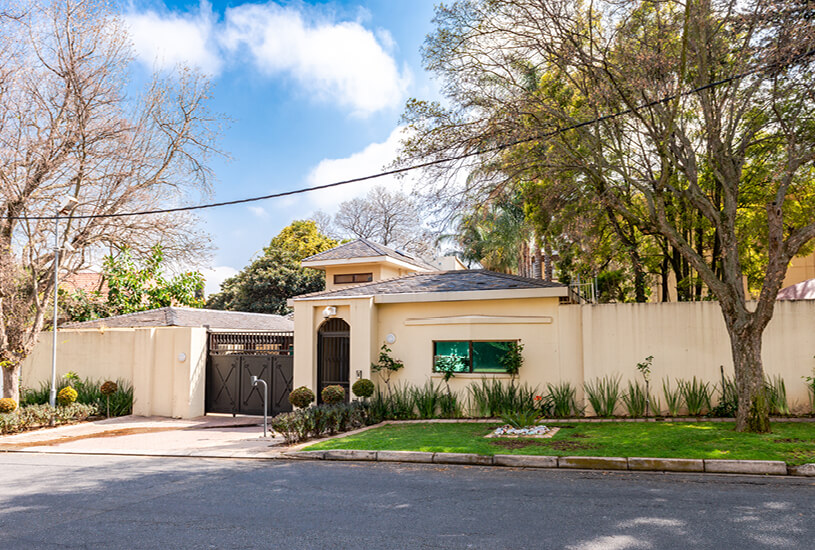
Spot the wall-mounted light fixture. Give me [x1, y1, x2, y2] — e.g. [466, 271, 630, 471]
[385, 333, 396, 345]
[177, 352, 187, 363]
[323, 306, 337, 318]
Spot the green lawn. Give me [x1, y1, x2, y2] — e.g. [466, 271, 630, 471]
[303, 421, 815, 465]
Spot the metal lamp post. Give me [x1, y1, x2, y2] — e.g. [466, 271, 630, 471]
[49, 196, 78, 408]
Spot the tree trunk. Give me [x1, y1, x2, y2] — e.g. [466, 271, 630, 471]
[543, 238, 553, 282]
[2, 364, 19, 402]
[533, 242, 542, 279]
[725, 316, 770, 433]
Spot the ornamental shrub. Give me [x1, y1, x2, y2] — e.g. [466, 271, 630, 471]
[100, 381, 118, 396]
[57, 386, 78, 406]
[289, 386, 315, 409]
[321, 385, 345, 405]
[351, 378, 375, 399]
[0, 398, 17, 413]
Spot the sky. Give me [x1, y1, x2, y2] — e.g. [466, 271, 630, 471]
[122, 0, 442, 294]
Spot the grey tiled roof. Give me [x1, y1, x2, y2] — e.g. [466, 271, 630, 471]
[301, 238, 436, 270]
[294, 269, 565, 300]
[63, 307, 294, 331]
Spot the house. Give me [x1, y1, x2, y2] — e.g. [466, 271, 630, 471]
[290, 239, 570, 399]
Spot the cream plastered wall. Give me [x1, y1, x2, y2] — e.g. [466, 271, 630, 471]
[783, 251, 815, 288]
[292, 296, 564, 399]
[295, 296, 815, 414]
[323, 263, 418, 291]
[576, 300, 815, 414]
[21, 327, 207, 418]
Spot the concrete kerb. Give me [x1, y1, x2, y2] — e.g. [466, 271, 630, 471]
[282, 450, 814, 476]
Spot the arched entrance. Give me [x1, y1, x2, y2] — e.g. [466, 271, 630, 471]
[317, 318, 350, 403]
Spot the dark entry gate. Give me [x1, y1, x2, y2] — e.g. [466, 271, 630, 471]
[206, 332, 294, 416]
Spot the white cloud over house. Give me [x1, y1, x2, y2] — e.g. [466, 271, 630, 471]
[124, 1, 410, 115]
[305, 126, 415, 211]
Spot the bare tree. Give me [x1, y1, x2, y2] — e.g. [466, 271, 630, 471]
[332, 186, 436, 257]
[401, 0, 815, 431]
[0, 0, 221, 401]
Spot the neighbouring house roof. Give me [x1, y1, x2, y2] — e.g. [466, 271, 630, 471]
[292, 269, 566, 301]
[777, 278, 815, 300]
[63, 307, 294, 331]
[61, 271, 108, 296]
[301, 238, 437, 271]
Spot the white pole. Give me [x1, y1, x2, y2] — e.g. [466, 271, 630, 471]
[49, 214, 59, 408]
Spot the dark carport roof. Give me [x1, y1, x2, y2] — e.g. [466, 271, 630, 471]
[293, 269, 566, 300]
[63, 307, 294, 331]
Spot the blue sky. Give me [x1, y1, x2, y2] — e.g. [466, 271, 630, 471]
[123, 0, 440, 293]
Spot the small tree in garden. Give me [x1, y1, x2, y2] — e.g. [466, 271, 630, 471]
[352, 379, 375, 400]
[371, 345, 404, 396]
[499, 341, 524, 384]
[636, 356, 654, 417]
[289, 386, 315, 409]
[433, 355, 463, 396]
[100, 381, 118, 418]
[321, 385, 346, 405]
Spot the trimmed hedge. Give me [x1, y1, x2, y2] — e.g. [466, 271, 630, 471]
[271, 402, 368, 445]
[0, 403, 96, 435]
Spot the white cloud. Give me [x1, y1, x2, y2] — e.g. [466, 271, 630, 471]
[124, 2, 408, 115]
[305, 126, 415, 211]
[125, 3, 221, 74]
[201, 265, 239, 296]
[247, 205, 268, 218]
[221, 3, 410, 115]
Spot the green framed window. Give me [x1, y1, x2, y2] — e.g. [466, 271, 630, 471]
[432, 341, 516, 373]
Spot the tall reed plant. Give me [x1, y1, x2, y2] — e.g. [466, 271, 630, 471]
[679, 377, 711, 416]
[583, 375, 621, 417]
[546, 381, 579, 418]
[466, 378, 538, 417]
[765, 375, 790, 416]
[412, 380, 442, 419]
[662, 379, 682, 417]
[622, 380, 648, 418]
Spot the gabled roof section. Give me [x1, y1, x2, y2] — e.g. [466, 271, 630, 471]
[63, 307, 294, 331]
[293, 269, 566, 300]
[301, 238, 436, 270]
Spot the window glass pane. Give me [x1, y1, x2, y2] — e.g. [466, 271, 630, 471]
[472, 341, 511, 372]
[433, 341, 470, 372]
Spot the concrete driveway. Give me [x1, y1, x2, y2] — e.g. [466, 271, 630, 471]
[0, 414, 286, 459]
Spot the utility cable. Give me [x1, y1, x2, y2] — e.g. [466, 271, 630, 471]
[7, 47, 814, 221]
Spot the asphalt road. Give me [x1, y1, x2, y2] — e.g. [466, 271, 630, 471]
[0, 454, 813, 549]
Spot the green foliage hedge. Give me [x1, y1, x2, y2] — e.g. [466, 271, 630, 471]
[271, 402, 368, 444]
[0, 403, 96, 435]
[21, 377, 133, 417]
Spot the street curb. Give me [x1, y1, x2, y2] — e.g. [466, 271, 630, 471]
[283, 450, 815, 476]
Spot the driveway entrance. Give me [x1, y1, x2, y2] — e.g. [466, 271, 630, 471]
[206, 332, 294, 416]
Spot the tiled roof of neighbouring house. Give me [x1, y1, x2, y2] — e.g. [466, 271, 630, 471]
[62, 307, 294, 331]
[293, 269, 566, 300]
[301, 238, 437, 270]
[61, 271, 109, 296]
[777, 278, 815, 300]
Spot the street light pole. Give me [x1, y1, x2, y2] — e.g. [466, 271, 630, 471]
[49, 213, 60, 408]
[49, 197, 77, 408]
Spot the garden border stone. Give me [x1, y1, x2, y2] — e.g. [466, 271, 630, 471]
[493, 454, 557, 468]
[558, 456, 628, 470]
[788, 463, 815, 476]
[377, 450, 435, 463]
[703, 459, 787, 475]
[628, 457, 704, 472]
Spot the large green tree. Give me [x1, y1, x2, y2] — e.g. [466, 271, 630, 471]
[401, 0, 815, 432]
[207, 221, 337, 315]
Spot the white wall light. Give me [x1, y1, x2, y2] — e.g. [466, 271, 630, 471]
[177, 352, 187, 363]
[323, 306, 337, 318]
[385, 333, 396, 345]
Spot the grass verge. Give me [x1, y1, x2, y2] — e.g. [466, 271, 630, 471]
[303, 421, 815, 465]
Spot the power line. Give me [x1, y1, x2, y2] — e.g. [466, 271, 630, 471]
[8, 48, 814, 221]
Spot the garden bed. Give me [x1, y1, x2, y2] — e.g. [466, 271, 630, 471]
[303, 421, 815, 465]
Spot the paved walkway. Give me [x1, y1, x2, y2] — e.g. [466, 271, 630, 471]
[0, 414, 288, 459]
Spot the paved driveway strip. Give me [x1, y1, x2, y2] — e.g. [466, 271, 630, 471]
[0, 414, 285, 458]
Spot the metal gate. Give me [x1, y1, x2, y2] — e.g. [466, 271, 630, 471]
[206, 332, 294, 416]
[317, 318, 350, 403]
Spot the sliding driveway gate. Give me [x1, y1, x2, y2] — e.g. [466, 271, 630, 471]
[205, 332, 294, 416]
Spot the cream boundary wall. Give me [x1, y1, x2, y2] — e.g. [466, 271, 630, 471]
[22, 327, 207, 418]
[294, 297, 815, 413]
